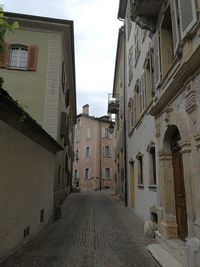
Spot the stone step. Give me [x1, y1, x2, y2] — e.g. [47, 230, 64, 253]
[148, 244, 184, 267]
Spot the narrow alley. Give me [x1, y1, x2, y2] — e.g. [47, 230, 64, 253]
[0, 191, 159, 267]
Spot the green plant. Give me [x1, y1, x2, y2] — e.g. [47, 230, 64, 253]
[0, 5, 19, 89]
[0, 5, 19, 52]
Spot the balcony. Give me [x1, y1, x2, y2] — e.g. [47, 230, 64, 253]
[130, 0, 163, 32]
[108, 94, 119, 114]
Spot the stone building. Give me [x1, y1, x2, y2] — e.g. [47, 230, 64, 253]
[117, 0, 200, 265]
[73, 105, 116, 192]
[0, 89, 62, 259]
[108, 27, 126, 202]
[0, 12, 76, 208]
[114, 1, 158, 222]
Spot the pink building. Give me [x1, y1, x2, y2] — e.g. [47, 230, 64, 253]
[73, 104, 116, 192]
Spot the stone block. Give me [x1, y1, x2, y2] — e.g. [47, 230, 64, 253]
[144, 220, 158, 238]
[185, 237, 200, 267]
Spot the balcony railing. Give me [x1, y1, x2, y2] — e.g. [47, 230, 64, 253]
[108, 94, 119, 114]
[130, 0, 163, 32]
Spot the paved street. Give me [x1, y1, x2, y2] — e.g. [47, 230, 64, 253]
[1, 191, 159, 267]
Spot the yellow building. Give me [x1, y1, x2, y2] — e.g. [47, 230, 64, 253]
[0, 12, 76, 208]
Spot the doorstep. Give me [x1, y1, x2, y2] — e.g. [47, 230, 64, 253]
[148, 231, 186, 267]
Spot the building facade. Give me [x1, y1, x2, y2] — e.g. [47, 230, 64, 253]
[116, 0, 200, 265]
[0, 12, 76, 208]
[73, 105, 116, 192]
[113, 1, 157, 222]
[108, 27, 126, 201]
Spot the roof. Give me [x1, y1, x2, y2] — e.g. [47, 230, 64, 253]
[4, 11, 77, 124]
[77, 113, 112, 124]
[0, 89, 63, 154]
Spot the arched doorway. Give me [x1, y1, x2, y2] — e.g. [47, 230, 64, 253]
[171, 128, 188, 240]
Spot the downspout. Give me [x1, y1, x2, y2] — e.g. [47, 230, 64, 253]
[118, 19, 128, 207]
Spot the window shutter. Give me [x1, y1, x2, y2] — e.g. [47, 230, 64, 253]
[170, 0, 180, 55]
[102, 127, 105, 138]
[102, 146, 105, 157]
[109, 147, 112, 158]
[102, 168, 105, 179]
[60, 112, 67, 137]
[110, 168, 112, 179]
[89, 168, 91, 179]
[89, 146, 92, 157]
[178, 0, 197, 39]
[87, 128, 91, 139]
[0, 42, 9, 68]
[153, 32, 161, 89]
[27, 45, 38, 71]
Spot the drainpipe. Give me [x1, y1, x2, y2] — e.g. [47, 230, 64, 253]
[122, 25, 128, 207]
[99, 121, 102, 191]
[117, 21, 128, 207]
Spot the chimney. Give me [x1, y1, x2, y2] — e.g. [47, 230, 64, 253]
[82, 104, 89, 115]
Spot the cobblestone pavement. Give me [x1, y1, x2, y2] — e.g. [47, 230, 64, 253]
[1, 191, 160, 267]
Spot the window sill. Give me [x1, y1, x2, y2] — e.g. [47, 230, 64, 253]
[148, 185, 157, 191]
[137, 184, 144, 189]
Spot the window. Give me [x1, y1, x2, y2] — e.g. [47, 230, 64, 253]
[77, 118, 81, 129]
[0, 43, 38, 71]
[102, 145, 112, 158]
[139, 74, 146, 114]
[9, 45, 28, 69]
[75, 150, 79, 161]
[160, 6, 174, 78]
[58, 165, 61, 184]
[74, 170, 79, 179]
[103, 168, 112, 179]
[144, 54, 154, 104]
[40, 209, 44, 223]
[86, 128, 91, 139]
[137, 153, 144, 186]
[149, 146, 157, 186]
[85, 168, 90, 179]
[102, 127, 112, 139]
[134, 26, 141, 64]
[128, 46, 133, 83]
[76, 131, 80, 143]
[85, 146, 91, 158]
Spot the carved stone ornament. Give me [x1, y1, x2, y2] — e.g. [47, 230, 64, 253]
[185, 80, 197, 115]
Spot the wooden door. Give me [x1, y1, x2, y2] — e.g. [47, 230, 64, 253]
[130, 162, 135, 209]
[172, 149, 188, 241]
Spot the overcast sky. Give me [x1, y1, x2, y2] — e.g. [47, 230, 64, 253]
[2, 0, 122, 117]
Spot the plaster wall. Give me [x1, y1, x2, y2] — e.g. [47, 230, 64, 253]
[0, 29, 49, 126]
[0, 120, 55, 258]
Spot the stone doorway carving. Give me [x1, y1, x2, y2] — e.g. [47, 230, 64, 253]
[171, 128, 188, 241]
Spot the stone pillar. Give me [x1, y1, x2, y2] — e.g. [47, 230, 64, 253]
[158, 153, 178, 239]
[185, 237, 200, 267]
[194, 133, 200, 226]
[179, 140, 194, 238]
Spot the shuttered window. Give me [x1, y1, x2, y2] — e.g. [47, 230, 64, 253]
[178, 0, 197, 39]
[102, 145, 112, 158]
[131, 96, 136, 128]
[103, 168, 112, 179]
[0, 43, 38, 71]
[60, 112, 67, 137]
[153, 32, 161, 89]
[170, 0, 180, 55]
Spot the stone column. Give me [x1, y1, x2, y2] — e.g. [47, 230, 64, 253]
[158, 153, 178, 239]
[179, 140, 195, 238]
